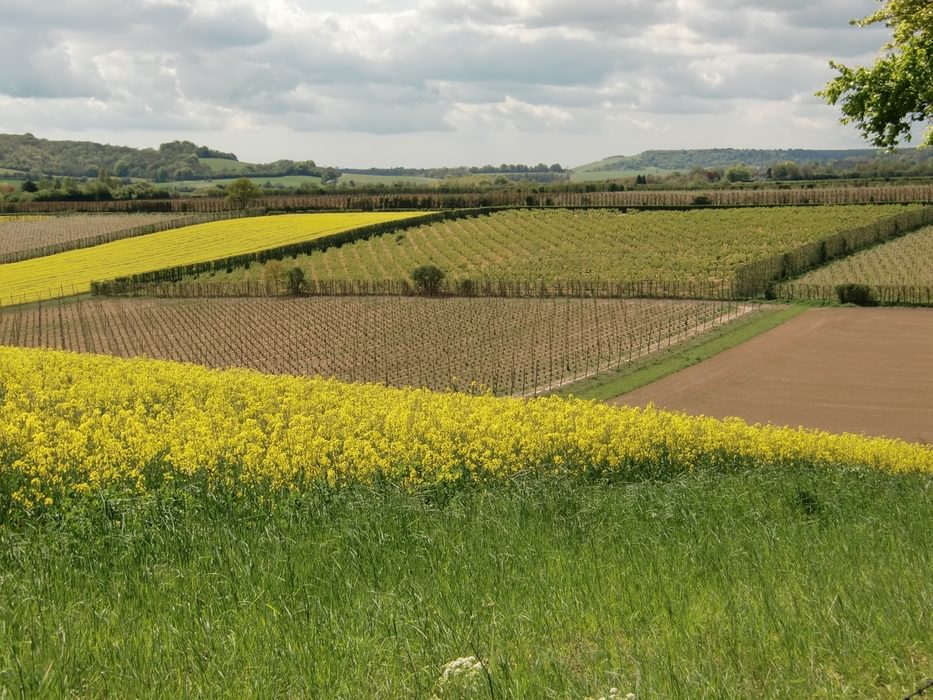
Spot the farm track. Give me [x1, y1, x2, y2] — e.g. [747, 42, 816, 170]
[0, 296, 746, 397]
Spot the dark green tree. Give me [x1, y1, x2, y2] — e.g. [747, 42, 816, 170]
[225, 178, 263, 209]
[820, 0, 933, 148]
[286, 267, 307, 296]
[725, 165, 753, 183]
[411, 264, 445, 295]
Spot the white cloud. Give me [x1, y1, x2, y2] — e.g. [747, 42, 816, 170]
[446, 96, 574, 131]
[0, 0, 894, 166]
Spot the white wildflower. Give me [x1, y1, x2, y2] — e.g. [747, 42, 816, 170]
[587, 687, 635, 700]
[431, 656, 485, 698]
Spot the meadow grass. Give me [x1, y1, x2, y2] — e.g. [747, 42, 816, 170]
[569, 168, 672, 182]
[338, 173, 441, 187]
[1, 467, 929, 698]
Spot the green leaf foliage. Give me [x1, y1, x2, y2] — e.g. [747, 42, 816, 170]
[820, 0, 933, 148]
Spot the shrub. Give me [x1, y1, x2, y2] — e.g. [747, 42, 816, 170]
[287, 267, 307, 296]
[835, 283, 876, 306]
[411, 264, 445, 295]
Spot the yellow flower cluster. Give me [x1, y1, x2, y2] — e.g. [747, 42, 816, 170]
[1, 346, 930, 512]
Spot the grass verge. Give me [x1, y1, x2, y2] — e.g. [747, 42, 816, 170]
[558, 304, 808, 401]
[0, 468, 929, 698]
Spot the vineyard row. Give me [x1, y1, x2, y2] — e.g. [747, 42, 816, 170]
[734, 206, 933, 296]
[92, 277, 740, 301]
[0, 296, 751, 397]
[89, 207, 933, 305]
[772, 284, 933, 305]
[3, 184, 933, 214]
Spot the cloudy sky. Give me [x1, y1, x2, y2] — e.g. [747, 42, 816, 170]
[0, 0, 891, 168]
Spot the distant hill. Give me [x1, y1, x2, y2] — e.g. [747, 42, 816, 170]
[0, 133, 330, 183]
[574, 148, 933, 174]
[0, 133, 240, 180]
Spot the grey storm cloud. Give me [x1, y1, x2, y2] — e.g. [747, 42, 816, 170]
[0, 0, 891, 164]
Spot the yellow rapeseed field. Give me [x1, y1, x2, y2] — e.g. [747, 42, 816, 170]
[1, 346, 930, 513]
[0, 212, 425, 303]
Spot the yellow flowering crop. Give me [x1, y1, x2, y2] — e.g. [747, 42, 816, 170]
[0, 212, 425, 303]
[1, 346, 930, 514]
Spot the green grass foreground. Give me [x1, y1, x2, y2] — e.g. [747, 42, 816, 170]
[1, 468, 930, 698]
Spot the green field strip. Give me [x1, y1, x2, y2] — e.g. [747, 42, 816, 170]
[0, 212, 426, 303]
[558, 305, 808, 401]
[337, 173, 440, 186]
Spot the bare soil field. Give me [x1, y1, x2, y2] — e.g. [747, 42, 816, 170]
[613, 307, 933, 444]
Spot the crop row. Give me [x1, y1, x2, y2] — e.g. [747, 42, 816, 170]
[775, 225, 933, 302]
[0, 296, 747, 396]
[0, 212, 426, 303]
[2, 345, 930, 517]
[4, 183, 933, 214]
[196, 206, 921, 289]
[96, 277, 739, 301]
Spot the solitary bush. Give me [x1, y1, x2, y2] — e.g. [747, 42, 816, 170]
[287, 267, 307, 296]
[411, 264, 445, 295]
[835, 283, 876, 306]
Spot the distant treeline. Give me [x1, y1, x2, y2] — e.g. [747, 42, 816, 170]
[341, 163, 567, 182]
[586, 148, 933, 181]
[0, 134, 330, 183]
[5, 184, 932, 215]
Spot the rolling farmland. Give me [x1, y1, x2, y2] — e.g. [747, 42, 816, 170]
[0, 211, 426, 303]
[2, 200, 932, 697]
[202, 206, 921, 288]
[0, 296, 750, 395]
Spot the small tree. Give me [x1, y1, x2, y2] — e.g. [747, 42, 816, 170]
[411, 264, 445, 295]
[225, 177, 263, 209]
[286, 266, 307, 296]
[263, 260, 286, 291]
[725, 165, 753, 183]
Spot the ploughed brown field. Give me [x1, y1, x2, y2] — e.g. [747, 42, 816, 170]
[613, 307, 933, 444]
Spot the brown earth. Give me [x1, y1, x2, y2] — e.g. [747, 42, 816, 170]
[612, 307, 933, 444]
